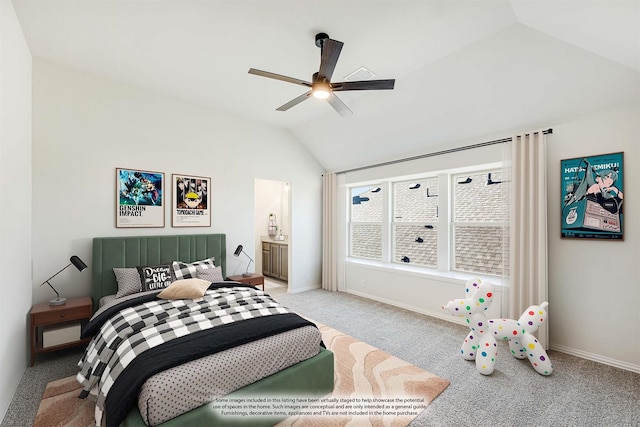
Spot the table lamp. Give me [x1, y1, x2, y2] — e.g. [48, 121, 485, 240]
[233, 244, 254, 277]
[41, 255, 88, 306]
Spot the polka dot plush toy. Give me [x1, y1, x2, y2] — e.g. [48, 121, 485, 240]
[442, 279, 553, 376]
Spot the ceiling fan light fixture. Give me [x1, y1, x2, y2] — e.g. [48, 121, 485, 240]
[312, 82, 331, 99]
[249, 32, 395, 115]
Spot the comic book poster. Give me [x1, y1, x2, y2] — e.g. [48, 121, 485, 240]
[172, 174, 211, 227]
[561, 152, 623, 240]
[116, 168, 165, 228]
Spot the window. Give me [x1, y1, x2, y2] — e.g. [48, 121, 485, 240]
[392, 178, 438, 267]
[348, 164, 508, 278]
[452, 170, 509, 276]
[349, 185, 383, 260]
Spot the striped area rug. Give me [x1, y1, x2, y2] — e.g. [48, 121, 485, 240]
[278, 321, 450, 427]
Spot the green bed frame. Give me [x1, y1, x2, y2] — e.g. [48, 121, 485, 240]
[90, 234, 334, 427]
[92, 234, 228, 311]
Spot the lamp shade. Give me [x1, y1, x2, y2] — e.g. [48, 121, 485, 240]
[233, 245, 243, 257]
[70, 255, 88, 271]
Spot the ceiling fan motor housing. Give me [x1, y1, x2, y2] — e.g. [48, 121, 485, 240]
[312, 72, 329, 84]
[315, 32, 329, 48]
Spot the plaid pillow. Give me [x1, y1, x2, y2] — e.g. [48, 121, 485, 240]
[172, 257, 216, 280]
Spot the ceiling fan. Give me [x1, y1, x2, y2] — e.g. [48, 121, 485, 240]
[248, 32, 395, 117]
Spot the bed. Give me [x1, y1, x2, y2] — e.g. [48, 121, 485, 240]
[83, 234, 334, 427]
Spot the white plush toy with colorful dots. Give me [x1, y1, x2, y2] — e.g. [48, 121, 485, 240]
[442, 279, 553, 376]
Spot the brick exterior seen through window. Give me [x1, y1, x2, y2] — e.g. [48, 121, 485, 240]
[453, 169, 509, 276]
[393, 178, 438, 267]
[350, 186, 383, 259]
[348, 167, 509, 276]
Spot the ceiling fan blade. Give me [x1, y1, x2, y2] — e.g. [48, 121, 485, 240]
[248, 68, 312, 87]
[276, 91, 312, 111]
[331, 79, 395, 91]
[326, 93, 353, 117]
[318, 38, 343, 82]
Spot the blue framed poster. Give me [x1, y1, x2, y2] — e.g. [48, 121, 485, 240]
[116, 168, 165, 228]
[561, 152, 624, 240]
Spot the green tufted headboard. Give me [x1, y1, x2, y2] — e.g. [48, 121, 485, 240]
[91, 234, 226, 310]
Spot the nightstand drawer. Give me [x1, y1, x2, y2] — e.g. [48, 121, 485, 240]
[242, 276, 263, 286]
[35, 305, 91, 325]
[228, 274, 265, 290]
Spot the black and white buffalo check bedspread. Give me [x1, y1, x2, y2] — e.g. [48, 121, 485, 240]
[76, 284, 316, 427]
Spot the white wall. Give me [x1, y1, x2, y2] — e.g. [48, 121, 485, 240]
[345, 263, 505, 322]
[340, 104, 640, 373]
[0, 0, 33, 420]
[31, 58, 324, 303]
[547, 104, 639, 372]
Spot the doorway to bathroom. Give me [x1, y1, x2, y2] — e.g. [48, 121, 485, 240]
[254, 179, 290, 293]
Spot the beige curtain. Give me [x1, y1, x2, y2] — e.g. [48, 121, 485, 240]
[322, 172, 338, 291]
[508, 130, 549, 348]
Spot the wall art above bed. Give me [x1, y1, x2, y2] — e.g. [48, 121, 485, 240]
[172, 173, 211, 227]
[116, 168, 165, 228]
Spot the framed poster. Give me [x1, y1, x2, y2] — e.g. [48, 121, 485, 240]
[116, 168, 165, 228]
[561, 152, 624, 240]
[172, 174, 211, 227]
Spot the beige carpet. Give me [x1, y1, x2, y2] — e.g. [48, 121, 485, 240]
[34, 322, 449, 427]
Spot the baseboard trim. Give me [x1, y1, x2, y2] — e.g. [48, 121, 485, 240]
[345, 289, 640, 374]
[345, 289, 468, 326]
[549, 343, 640, 374]
[289, 284, 320, 294]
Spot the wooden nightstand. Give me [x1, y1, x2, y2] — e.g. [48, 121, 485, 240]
[30, 296, 93, 366]
[228, 273, 265, 291]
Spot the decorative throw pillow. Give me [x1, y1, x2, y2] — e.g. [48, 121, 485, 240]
[196, 265, 224, 283]
[137, 264, 174, 291]
[172, 257, 216, 280]
[113, 268, 142, 298]
[157, 278, 211, 300]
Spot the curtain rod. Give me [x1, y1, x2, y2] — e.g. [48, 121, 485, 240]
[335, 128, 553, 175]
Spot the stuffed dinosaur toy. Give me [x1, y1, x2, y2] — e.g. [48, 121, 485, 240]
[442, 279, 553, 376]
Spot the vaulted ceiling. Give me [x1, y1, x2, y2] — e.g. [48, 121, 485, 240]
[12, 0, 640, 172]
